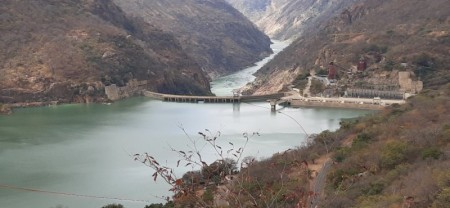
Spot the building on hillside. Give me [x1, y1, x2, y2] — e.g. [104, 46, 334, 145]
[357, 59, 367, 72]
[328, 62, 337, 80]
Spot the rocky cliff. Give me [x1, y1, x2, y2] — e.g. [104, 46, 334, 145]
[243, 0, 450, 95]
[0, 0, 213, 104]
[113, 0, 273, 78]
[226, 0, 362, 40]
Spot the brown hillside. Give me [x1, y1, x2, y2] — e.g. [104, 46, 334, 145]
[245, 0, 450, 95]
[113, 0, 273, 78]
[0, 0, 212, 104]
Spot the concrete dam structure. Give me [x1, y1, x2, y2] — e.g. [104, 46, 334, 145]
[346, 89, 405, 99]
[143, 91, 286, 103]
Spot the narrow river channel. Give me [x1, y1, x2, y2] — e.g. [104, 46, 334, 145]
[0, 41, 374, 208]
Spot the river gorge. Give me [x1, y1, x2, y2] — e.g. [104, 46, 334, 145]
[0, 41, 374, 208]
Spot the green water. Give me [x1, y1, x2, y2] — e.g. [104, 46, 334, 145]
[0, 97, 373, 208]
[0, 40, 374, 208]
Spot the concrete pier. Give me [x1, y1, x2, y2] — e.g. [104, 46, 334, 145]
[269, 99, 288, 112]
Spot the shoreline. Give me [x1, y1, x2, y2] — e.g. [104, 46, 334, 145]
[0, 104, 12, 115]
[288, 99, 384, 110]
[0, 93, 405, 115]
[1, 91, 406, 115]
[0, 101, 62, 115]
[0, 100, 100, 115]
[281, 91, 406, 110]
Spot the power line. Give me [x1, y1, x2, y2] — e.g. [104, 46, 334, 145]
[0, 184, 154, 204]
[241, 101, 309, 139]
[277, 110, 310, 139]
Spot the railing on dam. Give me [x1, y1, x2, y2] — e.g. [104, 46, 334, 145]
[143, 91, 286, 103]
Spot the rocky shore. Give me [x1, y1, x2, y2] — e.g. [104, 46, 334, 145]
[0, 104, 12, 115]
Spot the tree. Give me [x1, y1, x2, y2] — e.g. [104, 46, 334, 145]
[381, 141, 409, 169]
[133, 129, 254, 207]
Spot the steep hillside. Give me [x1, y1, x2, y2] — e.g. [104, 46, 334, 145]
[0, 0, 211, 105]
[226, 0, 361, 40]
[113, 0, 272, 78]
[244, 0, 450, 95]
[135, 1, 450, 207]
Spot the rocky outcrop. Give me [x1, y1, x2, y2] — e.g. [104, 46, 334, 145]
[113, 0, 272, 78]
[0, 0, 212, 104]
[0, 104, 11, 115]
[104, 79, 148, 101]
[398, 72, 423, 94]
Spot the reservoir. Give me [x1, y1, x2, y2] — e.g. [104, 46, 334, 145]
[0, 41, 374, 208]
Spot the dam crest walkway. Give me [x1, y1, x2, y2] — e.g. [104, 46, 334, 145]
[143, 91, 286, 103]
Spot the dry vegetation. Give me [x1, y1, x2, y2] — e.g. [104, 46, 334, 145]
[246, 0, 450, 94]
[139, 84, 449, 207]
[137, 1, 450, 206]
[123, 1, 450, 207]
[0, 0, 212, 104]
[319, 86, 450, 207]
[113, 0, 273, 78]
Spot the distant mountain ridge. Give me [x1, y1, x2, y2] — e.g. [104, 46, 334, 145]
[113, 0, 273, 78]
[0, 0, 273, 104]
[226, 0, 362, 40]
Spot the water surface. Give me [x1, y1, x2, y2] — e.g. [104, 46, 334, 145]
[0, 99, 373, 208]
[0, 39, 374, 208]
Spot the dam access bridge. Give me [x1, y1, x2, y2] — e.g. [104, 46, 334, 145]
[143, 91, 287, 104]
[143, 90, 406, 111]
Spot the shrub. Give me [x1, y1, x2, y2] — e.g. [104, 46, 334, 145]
[363, 44, 388, 54]
[334, 147, 351, 162]
[441, 124, 450, 142]
[434, 169, 450, 188]
[339, 119, 358, 129]
[202, 187, 214, 204]
[385, 164, 411, 183]
[201, 158, 237, 183]
[292, 73, 309, 89]
[383, 59, 396, 71]
[316, 68, 328, 76]
[352, 133, 373, 149]
[432, 188, 450, 208]
[421, 147, 443, 160]
[381, 141, 409, 169]
[362, 182, 385, 195]
[310, 79, 326, 95]
[356, 195, 403, 208]
[329, 167, 359, 189]
[386, 30, 395, 35]
[413, 53, 436, 77]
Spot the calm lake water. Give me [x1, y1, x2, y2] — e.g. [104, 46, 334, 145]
[0, 41, 374, 208]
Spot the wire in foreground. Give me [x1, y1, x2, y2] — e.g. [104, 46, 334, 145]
[0, 184, 155, 204]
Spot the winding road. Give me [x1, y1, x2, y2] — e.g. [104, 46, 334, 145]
[310, 159, 332, 208]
